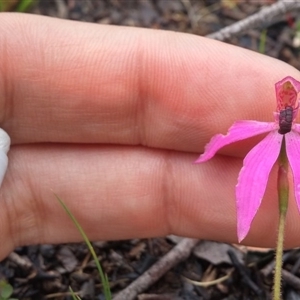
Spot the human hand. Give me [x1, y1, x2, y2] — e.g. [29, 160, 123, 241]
[0, 13, 299, 260]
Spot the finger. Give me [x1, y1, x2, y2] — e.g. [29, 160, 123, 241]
[0, 144, 298, 260]
[0, 14, 299, 153]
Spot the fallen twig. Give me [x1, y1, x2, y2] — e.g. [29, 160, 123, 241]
[282, 269, 300, 290]
[113, 238, 199, 300]
[228, 249, 263, 296]
[206, 0, 300, 41]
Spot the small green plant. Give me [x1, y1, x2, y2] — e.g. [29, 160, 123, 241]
[16, 0, 36, 12]
[293, 19, 300, 49]
[0, 0, 36, 12]
[54, 194, 112, 300]
[0, 280, 17, 300]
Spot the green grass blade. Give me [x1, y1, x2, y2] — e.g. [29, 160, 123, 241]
[54, 194, 112, 300]
[16, 0, 36, 12]
[259, 29, 267, 54]
[69, 286, 81, 300]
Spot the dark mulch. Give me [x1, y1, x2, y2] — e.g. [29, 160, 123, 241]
[1, 0, 300, 299]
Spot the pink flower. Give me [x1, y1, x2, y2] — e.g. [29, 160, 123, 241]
[195, 76, 300, 242]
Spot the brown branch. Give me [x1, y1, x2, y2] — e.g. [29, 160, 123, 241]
[113, 238, 199, 300]
[282, 269, 300, 290]
[206, 0, 300, 41]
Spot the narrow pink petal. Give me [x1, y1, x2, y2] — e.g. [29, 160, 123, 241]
[285, 131, 300, 214]
[236, 131, 282, 242]
[195, 121, 276, 163]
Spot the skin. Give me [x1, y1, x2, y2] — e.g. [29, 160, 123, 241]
[0, 13, 299, 261]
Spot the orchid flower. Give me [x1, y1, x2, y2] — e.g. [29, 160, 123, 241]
[195, 76, 300, 242]
[0, 128, 10, 187]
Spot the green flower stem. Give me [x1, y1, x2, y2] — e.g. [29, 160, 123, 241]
[274, 136, 289, 300]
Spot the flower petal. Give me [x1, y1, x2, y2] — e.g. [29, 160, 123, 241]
[292, 123, 300, 134]
[285, 131, 300, 214]
[195, 121, 276, 163]
[275, 76, 300, 114]
[236, 130, 282, 242]
[276, 76, 300, 92]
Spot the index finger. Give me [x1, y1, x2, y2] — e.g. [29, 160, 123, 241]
[0, 13, 299, 152]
